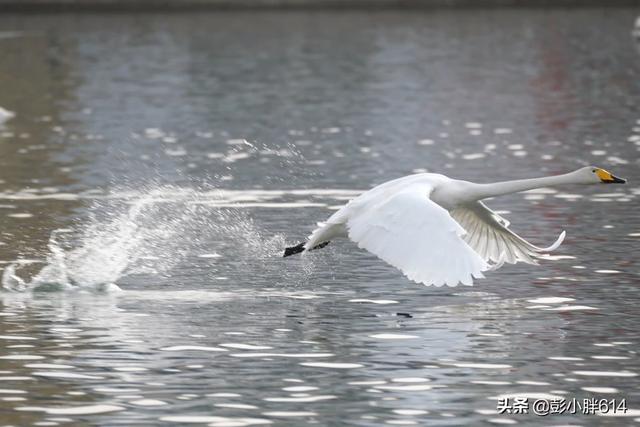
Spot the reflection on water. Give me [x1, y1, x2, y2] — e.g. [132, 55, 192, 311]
[1, 289, 639, 426]
[0, 8, 639, 427]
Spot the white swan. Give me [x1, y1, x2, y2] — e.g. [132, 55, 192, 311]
[0, 106, 15, 124]
[284, 166, 626, 287]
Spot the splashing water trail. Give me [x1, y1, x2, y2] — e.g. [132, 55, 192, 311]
[1, 186, 298, 292]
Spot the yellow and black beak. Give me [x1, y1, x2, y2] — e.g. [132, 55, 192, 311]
[596, 169, 627, 184]
[608, 175, 627, 184]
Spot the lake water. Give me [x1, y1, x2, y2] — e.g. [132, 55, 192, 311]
[0, 8, 639, 426]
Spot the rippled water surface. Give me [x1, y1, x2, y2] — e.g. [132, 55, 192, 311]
[1, 8, 639, 426]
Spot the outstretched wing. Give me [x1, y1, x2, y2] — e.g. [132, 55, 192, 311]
[450, 201, 565, 265]
[345, 184, 489, 287]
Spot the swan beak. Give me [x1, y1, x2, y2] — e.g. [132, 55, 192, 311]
[604, 174, 627, 184]
[596, 169, 626, 184]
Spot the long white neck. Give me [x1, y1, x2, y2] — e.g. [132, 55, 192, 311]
[467, 171, 583, 201]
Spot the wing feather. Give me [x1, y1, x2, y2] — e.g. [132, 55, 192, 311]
[467, 212, 482, 249]
[450, 201, 565, 265]
[497, 233, 516, 264]
[345, 184, 489, 287]
[477, 226, 489, 260]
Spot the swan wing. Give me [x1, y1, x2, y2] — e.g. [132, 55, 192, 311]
[450, 201, 565, 265]
[345, 184, 489, 287]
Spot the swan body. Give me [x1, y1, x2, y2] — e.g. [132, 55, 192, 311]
[286, 166, 626, 287]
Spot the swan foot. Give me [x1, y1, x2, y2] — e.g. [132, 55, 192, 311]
[283, 241, 330, 257]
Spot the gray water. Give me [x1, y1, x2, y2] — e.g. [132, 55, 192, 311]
[1, 9, 640, 426]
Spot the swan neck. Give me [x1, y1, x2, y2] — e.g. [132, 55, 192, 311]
[470, 172, 579, 200]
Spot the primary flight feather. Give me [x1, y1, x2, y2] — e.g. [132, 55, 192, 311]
[284, 166, 626, 287]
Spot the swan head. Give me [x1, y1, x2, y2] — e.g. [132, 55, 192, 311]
[578, 166, 627, 184]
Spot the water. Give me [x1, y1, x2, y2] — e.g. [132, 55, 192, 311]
[1, 8, 640, 426]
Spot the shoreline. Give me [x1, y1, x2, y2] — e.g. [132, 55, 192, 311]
[0, 0, 639, 13]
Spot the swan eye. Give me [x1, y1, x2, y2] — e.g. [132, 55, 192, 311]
[592, 169, 597, 173]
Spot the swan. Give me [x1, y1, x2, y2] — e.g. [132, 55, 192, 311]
[283, 166, 626, 287]
[0, 106, 15, 124]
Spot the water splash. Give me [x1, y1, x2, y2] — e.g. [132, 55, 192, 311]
[194, 207, 317, 284]
[2, 189, 180, 291]
[1, 186, 296, 292]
